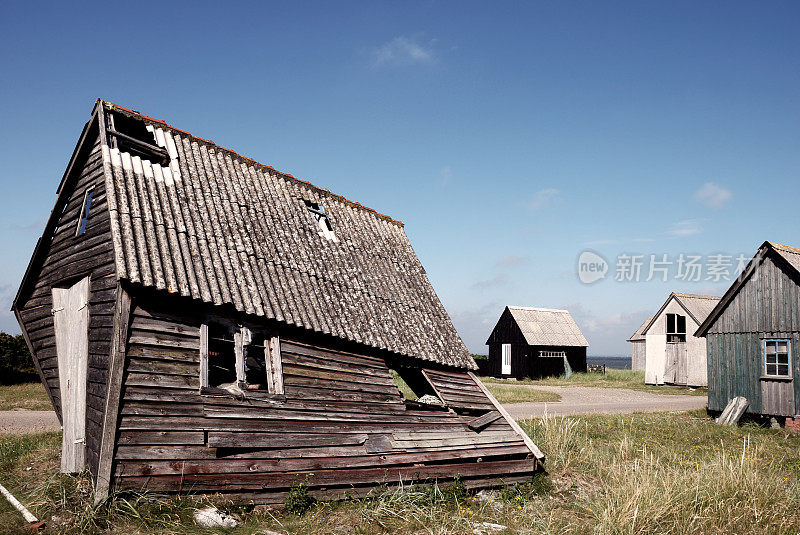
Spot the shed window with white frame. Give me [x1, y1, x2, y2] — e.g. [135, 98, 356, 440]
[764, 339, 791, 378]
[501, 343, 511, 375]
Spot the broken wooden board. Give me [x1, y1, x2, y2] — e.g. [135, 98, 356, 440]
[466, 411, 502, 431]
[716, 396, 749, 425]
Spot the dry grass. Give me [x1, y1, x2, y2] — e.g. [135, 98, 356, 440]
[484, 383, 561, 404]
[481, 369, 708, 396]
[1, 410, 799, 533]
[0, 383, 51, 411]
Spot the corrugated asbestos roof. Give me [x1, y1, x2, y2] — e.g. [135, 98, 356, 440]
[506, 306, 589, 347]
[771, 242, 800, 275]
[673, 293, 720, 325]
[627, 317, 652, 342]
[100, 101, 474, 369]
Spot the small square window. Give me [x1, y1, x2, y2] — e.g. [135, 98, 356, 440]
[666, 313, 686, 343]
[201, 321, 284, 395]
[764, 340, 791, 378]
[75, 187, 95, 236]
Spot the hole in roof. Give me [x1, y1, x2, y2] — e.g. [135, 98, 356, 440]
[105, 110, 170, 166]
[304, 200, 337, 242]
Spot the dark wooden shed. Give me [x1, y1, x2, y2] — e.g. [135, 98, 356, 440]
[485, 306, 588, 379]
[696, 241, 800, 420]
[12, 100, 543, 504]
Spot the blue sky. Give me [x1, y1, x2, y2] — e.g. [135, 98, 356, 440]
[1, 1, 798, 355]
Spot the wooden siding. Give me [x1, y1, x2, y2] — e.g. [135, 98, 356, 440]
[487, 343, 586, 379]
[706, 253, 800, 335]
[631, 341, 646, 371]
[15, 135, 117, 478]
[707, 332, 800, 414]
[706, 251, 800, 415]
[112, 296, 537, 503]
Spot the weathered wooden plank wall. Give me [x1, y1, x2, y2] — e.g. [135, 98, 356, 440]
[112, 297, 536, 503]
[706, 252, 800, 415]
[631, 341, 646, 371]
[15, 133, 118, 478]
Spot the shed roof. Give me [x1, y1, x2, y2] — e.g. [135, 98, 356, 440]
[696, 241, 800, 337]
[642, 292, 720, 335]
[99, 101, 473, 369]
[506, 306, 589, 347]
[627, 317, 652, 342]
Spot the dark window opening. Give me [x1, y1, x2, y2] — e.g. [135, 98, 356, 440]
[75, 187, 95, 236]
[666, 313, 686, 343]
[304, 200, 337, 241]
[208, 322, 237, 387]
[389, 366, 438, 402]
[244, 332, 269, 390]
[765, 340, 790, 377]
[105, 111, 170, 166]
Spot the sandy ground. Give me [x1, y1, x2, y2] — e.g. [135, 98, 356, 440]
[0, 386, 707, 435]
[504, 385, 707, 419]
[0, 409, 60, 435]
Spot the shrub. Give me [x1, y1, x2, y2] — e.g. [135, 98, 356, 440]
[499, 474, 553, 504]
[285, 477, 315, 515]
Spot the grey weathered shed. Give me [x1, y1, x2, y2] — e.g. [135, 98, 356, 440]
[13, 100, 542, 504]
[627, 317, 651, 371]
[697, 241, 800, 418]
[642, 293, 719, 387]
[486, 306, 588, 379]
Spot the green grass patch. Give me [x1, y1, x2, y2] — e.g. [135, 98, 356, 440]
[480, 369, 708, 396]
[2, 412, 799, 533]
[0, 383, 52, 411]
[484, 383, 561, 404]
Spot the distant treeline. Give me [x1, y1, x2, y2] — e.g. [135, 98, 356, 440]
[0, 332, 37, 384]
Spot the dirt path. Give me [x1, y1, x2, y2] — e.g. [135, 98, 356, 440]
[504, 385, 707, 419]
[0, 410, 60, 435]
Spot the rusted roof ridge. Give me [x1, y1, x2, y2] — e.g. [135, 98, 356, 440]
[769, 241, 800, 255]
[104, 101, 403, 227]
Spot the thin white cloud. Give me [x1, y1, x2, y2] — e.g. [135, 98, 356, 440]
[371, 36, 436, 67]
[583, 239, 619, 247]
[449, 300, 502, 353]
[471, 274, 508, 290]
[496, 255, 528, 267]
[437, 165, 452, 188]
[694, 182, 732, 209]
[667, 219, 702, 237]
[528, 188, 560, 210]
[9, 216, 47, 232]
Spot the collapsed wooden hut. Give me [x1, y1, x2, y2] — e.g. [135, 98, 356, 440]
[627, 317, 651, 371]
[485, 306, 588, 379]
[696, 242, 800, 419]
[12, 100, 543, 503]
[641, 292, 719, 387]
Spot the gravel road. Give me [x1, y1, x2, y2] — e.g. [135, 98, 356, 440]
[504, 385, 707, 419]
[0, 409, 60, 435]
